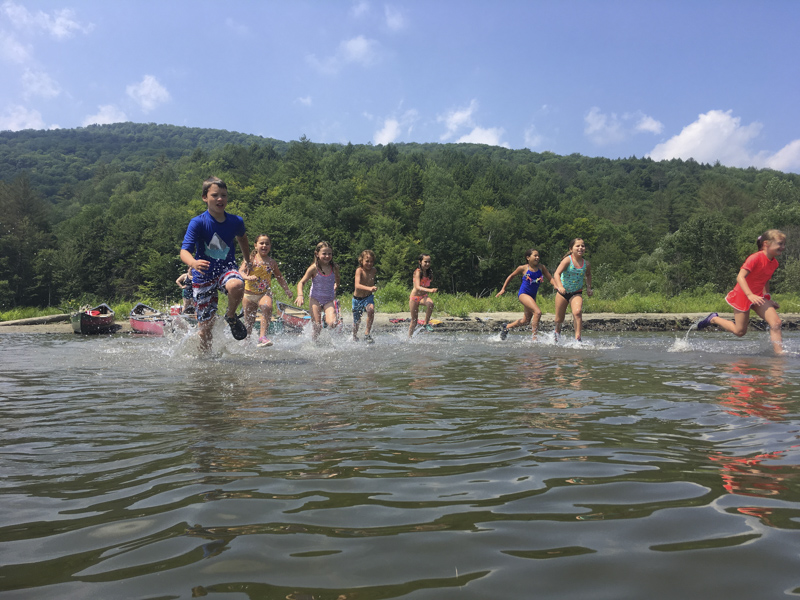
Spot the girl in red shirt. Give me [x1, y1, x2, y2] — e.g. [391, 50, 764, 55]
[697, 229, 786, 354]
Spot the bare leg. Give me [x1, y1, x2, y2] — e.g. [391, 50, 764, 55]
[571, 294, 584, 340]
[242, 297, 259, 336]
[259, 295, 273, 336]
[224, 278, 245, 319]
[365, 303, 375, 335]
[422, 298, 434, 325]
[310, 299, 323, 341]
[554, 292, 568, 337]
[754, 302, 783, 354]
[711, 310, 750, 337]
[409, 298, 420, 337]
[198, 318, 214, 352]
[518, 294, 541, 338]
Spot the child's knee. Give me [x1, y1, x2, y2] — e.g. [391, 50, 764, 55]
[366, 304, 375, 316]
[533, 308, 542, 319]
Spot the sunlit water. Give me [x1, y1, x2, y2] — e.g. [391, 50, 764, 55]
[1, 324, 800, 599]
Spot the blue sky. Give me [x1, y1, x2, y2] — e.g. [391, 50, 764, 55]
[2, 0, 799, 172]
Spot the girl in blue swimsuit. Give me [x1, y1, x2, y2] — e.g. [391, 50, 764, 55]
[496, 249, 556, 340]
[553, 238, 593, 342]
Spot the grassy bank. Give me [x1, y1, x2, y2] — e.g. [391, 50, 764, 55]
[4, 288, 800, 322]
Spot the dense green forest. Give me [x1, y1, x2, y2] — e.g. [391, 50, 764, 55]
[1, 122, 799, 310]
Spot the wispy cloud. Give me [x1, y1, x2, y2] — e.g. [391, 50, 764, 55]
[585, 107, 663, 145]
[0, 31, 29, 63]
[307, 35, 381, 74]
[374, 108, 418, 144]
[22, 69, 60, 99]
[82, 104, 127, 126]
[351, 0, 370, 18]
[648, 109, 800, 173]
[0, 104, 46, 130]
[384, 5, 406, 31]
[437, 100, 508, 147]
[438, 99, 479, 141]
[225, 17, 249, 37]
[126, 75, 170, 113]
[296, 96, 312, 107]
[524, 125, 544, 149]
[2, 1, 93, 39]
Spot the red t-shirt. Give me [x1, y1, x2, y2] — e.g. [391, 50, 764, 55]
[725, 251, 778, 311]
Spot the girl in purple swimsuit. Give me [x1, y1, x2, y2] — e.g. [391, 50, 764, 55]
[296, 241, 340, 341]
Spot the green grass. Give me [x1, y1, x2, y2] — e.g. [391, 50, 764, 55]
[4, 290, 800, 322]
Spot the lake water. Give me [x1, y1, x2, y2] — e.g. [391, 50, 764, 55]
[1, 325, 800, 599]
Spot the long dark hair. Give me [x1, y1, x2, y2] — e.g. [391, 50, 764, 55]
[416, 253, 433, 280]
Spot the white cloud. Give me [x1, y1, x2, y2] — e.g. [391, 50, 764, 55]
[765, 140, 800, 173]
[22, 69, 60, 98]
[385, 5, 405, 30]
[296, 96, 312, 107]
[0, 104, 45, 130]
[126, 75, 170, 112]
[373, 108, 418, 144]
[585, 107, 663, 145]
[456, 126, 509, 148]
[82, 104, 127, 126]
[635, 114, 663, 134]
[648, 109, 800, 173]
[438, 99, 478, 141]
[307, 35, 380, 74]
[2, 1, 93, 39]
[0, 31, 29, 62]
[375, 118, 401, 145]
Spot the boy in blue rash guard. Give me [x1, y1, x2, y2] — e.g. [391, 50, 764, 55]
[180, 176, 250, 351]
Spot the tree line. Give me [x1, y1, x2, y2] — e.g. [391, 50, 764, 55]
[1, 122, 799, 310]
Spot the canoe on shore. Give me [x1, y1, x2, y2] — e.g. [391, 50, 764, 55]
[71, 304, 117, 335]
[129, 303, 171, 336]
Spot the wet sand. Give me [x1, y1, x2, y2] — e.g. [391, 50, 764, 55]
[2, 312, 799, 335]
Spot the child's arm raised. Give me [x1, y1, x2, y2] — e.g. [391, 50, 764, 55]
[495, 265, 524, 297]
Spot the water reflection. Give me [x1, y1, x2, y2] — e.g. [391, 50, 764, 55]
[1, 332, 800, 599]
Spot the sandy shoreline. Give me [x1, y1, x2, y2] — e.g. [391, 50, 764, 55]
[2, 312, 799, 335]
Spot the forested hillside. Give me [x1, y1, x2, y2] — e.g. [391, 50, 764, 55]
[1, 122, 799, 309]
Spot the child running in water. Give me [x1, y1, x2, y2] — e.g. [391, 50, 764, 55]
[409, 254, 437, 337]
[553, 238, 593, 342]
[296, 241, 340, 341]
[180, 176, 249, 352]
[240, 234, 293, 347]
[697, 229, 786, 354]
[353, 250, 377, 343]
[496, 248, 556, 340]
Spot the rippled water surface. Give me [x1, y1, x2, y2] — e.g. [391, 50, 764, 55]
[1, 326, 800, 599]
